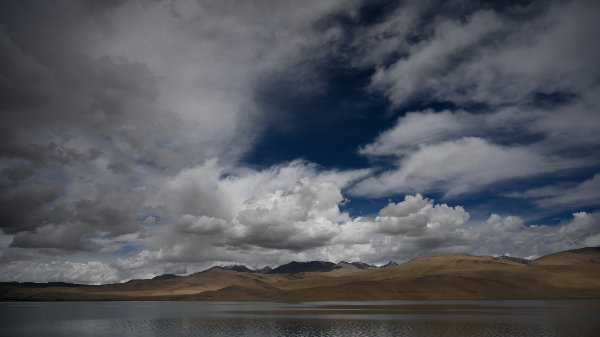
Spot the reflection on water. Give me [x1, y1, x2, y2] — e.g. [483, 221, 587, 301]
[1, 300, 599, 337]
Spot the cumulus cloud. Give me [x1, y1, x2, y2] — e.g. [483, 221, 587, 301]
[472, 211, 600, 257]
[368, 194, 471, 256]
[374, 194, 468, 238]
[229, 178, 345, 250]
[4, 189, 599, 282]
[109, 160, 369, 270]
[175, 215, 228, 236]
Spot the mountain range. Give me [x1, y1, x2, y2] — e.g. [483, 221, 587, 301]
[1, 247, 599, 301]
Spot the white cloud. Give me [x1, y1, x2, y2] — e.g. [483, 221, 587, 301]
[370, 10, 505, 106]
[368, 1, 600, 107]
[353, 137, 570, 197]
[354, 0, 599, 200]
[4, 190, 599, 282]
[175, 215, 227, 236]
[161, 159, 369, 223]
[372, 194, 471, 254]
[228, 178, 346, 250]
[472, 211, 600, 257]
[97, 0, 359, 162]
[355, 98, 599, 198]
[509, 173, 600, 209]
[1, 1, 598, 284]
[0, 0, 363, 254]
[0, 261, 120, 285]
[112, 160, 369, 268]
[359, 110, 473, 157]
[379, 194, 432, 217]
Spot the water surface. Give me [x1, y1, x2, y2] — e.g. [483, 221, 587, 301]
[1, 300, 599, 336]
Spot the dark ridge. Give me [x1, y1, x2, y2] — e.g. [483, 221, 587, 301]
[381, 261, 398, 268]
[256, 266, 273, 274]
[498, 256, 530, 265]
[570, 247, 600, 254]
[198, 265, 255, 274]
[268, 261, 337, 274]
[152, 274, 180, 280]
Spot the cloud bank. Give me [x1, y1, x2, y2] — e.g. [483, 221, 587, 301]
[0, 0, 598, 283]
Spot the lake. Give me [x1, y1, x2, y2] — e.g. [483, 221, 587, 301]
[1, 300, 599, 336]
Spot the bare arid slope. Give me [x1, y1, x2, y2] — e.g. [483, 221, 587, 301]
[2, 248, 600, 301]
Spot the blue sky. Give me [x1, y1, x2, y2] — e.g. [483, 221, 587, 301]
[0, 0, 599, 283]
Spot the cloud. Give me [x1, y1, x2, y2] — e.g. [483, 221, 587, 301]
[0, 260, 120, 285]
[354, 97, 599, 198]
[370, 9, 505, 106]
[0, 0, 360, 250]
[228, 178, 345, 250]
[510, 173, 600, 209]
[117, 192, 462, 272]
[10, 223, 97, 251]
[353, 137, 571, 197]
[4, 190, 599, 282]
[359, 110, 474, 157]
[472, 211, 600, 257]
[175, 215, 228, 236]
[368, 0, 600, 107]
[0, 177, 147, 251]
[110, 160, 369, 269]
[353, 0, 599, 200]
[0, 184, 61, 234]
[374, 194, 469, 240]
[0, 1, 598, 284]
[378, 194, 431, 217]
[161, 161, 367, 253]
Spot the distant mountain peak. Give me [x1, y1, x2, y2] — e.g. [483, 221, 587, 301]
[152, 273, 180, 280]
[497, 256, 530, 265]
[269, 261, 337, 274]
[336, 261, 375, 269]
[381, 261, 398, 268]
[201, 265, 255, 273]
[220, 265, 254, 273]
[256, 266, 273, 273]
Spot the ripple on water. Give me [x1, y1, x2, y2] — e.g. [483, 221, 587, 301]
[55, 317, 598, 337]
[1, 301, 599, 337]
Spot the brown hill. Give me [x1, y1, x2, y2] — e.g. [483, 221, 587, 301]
[2, 247, 600, 301]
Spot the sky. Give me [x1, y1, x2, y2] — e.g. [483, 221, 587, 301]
[0, 0, 599, 284]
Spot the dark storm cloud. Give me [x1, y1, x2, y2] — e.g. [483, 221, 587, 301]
[1, 167, 34, 182]
[0, 180, 141, 251]
[0, 0, 200, 174]
[105, 161, 132, 174]
[0, 184, 60, 234]
[0, 0, 193, 250]
[10, 223, 98, 251]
